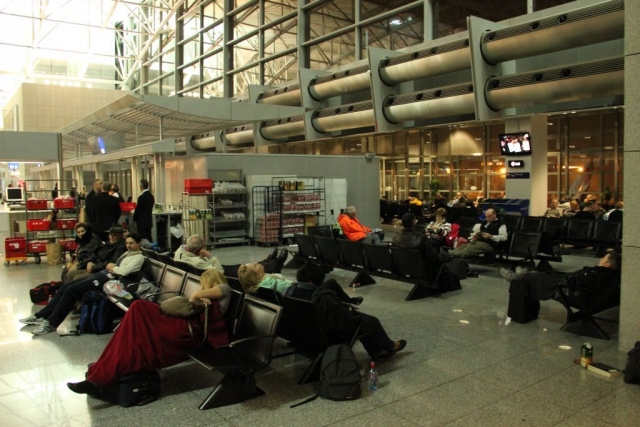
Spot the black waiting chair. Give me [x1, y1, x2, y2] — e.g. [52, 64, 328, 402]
[591, 220, 622, 257]
[564, 219, 595, 248]
[155, 252, 176, 267]
[504, 231, 541, 268]
[362, 243, 396, 279]
[175, 260, 208, 276]
[501, 215, 521, 233]
[336, 239, 376, 287]
[520, 216, 544, 233]
[188, 295, 281, 409]
[390, 247, 444, 301]
[294, 234, 319, 261]
[141, 247, 158, 260]
[314, 236, 343, 267]
[307, 225, 333, 238]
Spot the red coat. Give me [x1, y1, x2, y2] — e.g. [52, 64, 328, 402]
[337, 213, 371, 241]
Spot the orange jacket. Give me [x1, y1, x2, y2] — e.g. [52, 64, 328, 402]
[337, 213, 371, 241]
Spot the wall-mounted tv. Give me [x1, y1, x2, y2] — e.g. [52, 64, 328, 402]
[499, 132, 532, 156]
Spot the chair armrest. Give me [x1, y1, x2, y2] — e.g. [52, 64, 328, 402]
[229, 334, 278, 348]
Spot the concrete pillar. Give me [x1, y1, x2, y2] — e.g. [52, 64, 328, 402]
[503, 115, 547, 216]
[619, 1, 640, 351]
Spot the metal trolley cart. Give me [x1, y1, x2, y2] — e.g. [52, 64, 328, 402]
[4, 237, 27, 266]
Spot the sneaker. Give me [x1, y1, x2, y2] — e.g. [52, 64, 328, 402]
[515, 266, 529, 274]
[32, 321, 55, 336]
[19, 315, 43, 325]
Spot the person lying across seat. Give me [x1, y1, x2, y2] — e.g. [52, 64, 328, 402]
[20, 233, 146, 336]
[237, 251, 293, 294]
[288, 262, 406, 360]
[66, 269, 230, 396]
[506, 252, 621, 322]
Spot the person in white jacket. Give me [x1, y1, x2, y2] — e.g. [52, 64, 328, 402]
[22, 233, 145, 336]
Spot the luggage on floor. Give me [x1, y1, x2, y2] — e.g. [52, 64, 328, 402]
[508, 280, 540, 323]
[29, 281, 63, 305]
[77, 291, 116, 334]
[445, 258, 469, 280]
[438, 269, 462, 293]
[101, 370, 162, 407]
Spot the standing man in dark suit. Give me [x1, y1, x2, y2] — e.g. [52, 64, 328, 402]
[84, 178, 103, 228]
[133, 179, 155, 241]
[93, 181, 121, 241]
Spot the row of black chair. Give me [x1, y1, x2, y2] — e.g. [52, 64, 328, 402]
[294, 234, 459, 301]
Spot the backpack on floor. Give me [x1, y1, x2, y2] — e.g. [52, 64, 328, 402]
[77, 291, 115, 334]
[507, 280, 540, 323]
[29, 281, 63, 305]
[101, 370, 162, 407]
[318, 344, 362, 401]
[291, 343, 362, 408]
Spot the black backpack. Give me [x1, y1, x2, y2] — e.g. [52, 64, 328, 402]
[30, 281, 63, 305]
[291, 344, 362, 407]
[624, 341, 640, 384]
[77, 291, 115, 334]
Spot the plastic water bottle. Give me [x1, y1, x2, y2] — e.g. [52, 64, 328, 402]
[367, 361, 378, 391]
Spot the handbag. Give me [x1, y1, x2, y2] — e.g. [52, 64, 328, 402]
[159, 296, 208, 345]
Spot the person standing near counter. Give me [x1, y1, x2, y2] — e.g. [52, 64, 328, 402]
[133, 179, 154, 241]
[84, 178, 103, 228]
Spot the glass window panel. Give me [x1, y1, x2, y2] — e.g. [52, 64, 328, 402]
[359, 5, 423, 52]
[232, 65, 260, 97]
[184, 39, 200, 64]
[567, 135, 601, 151]
[234, 3, 259, 33]
[488, 123, 505, 153]
[263, 53, 298, 85]
[310, 36, 357, 70]
[568, 114, 601, 133]
[263, 18, 298, 56]
[567, 153, 601, 199]
[308, 1, 355, 35]
[449, 129, 483, 156]
[375, 134, 393, 155]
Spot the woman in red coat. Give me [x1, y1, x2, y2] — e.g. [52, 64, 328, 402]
[67, 269, 231, 395]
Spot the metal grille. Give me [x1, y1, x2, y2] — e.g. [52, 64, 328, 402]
[313, 101, 373, 118]
[386, 83, 474, 107]
[382, 39, 470, 68]
[311, 65, 370, 85]
[262, 115, 304, 128]
[259, 83, 301, 100]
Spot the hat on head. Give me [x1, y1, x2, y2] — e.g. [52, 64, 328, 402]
[107, 224, 125, 234]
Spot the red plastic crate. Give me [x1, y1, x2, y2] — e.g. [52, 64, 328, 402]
[57, 219, 77, 230]
[26, 199, 47, 210]
[53, 198, 75, 209]
[58, 239, 78, 251]
[120, 202, 137, 212]
[5, 237, 27, 258]
[28, 241, 47, 253]
[184, 179, 213, 194]
[27, 219, 50, 231]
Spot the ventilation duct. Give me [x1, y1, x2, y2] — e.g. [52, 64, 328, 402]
[190, 133, 217, 151]
[260, 115, 305, 141]
[308, 65, 371, 101]
[378, 39, 471, 85]
[224, 124, 254, 146]
[484, 57, 624, 111]
[383, 84, 475, 124]
[256, 83, 301, 106]
[311, 101, 375, 133]
[481, 0, 623, 65]
[174, 137, 187, 153]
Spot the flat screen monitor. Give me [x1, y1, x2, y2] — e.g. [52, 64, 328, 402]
[6, 187, 24, 203]
[499, 132, 532, 156]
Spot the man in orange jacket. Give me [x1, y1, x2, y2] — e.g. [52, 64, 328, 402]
[337, 206, 381, 244]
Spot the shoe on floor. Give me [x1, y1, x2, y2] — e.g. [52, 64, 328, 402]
[351, 296, 364, 306]
[19, 315, 43, 325]
[266, 247, 278, 261]
[515, 266, 529, 274]
[499, 267, 515, 280]
[32, 320, 55, 336]
[67, 381, 101, 396]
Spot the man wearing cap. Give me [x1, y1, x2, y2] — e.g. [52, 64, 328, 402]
[22, 233, 146, 336]
[66, 225, 127, 282]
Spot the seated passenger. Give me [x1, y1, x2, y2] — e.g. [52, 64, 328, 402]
[292, 262, 407, 360]
[562, 200, 581, 218]
[174, 234, 223, 272]
[62, 222, 102, 283]
[393, 212, 431, 252]
[544, 198, 563, 218]
[337, 206, 381, 244]
[506, 253, 621, 322]
[66, 269, 230, 396]
[574, 201, 596, 220]
[424, 208, 452, 248]
[66, 225, 127, 282]
[237, 260, 293, 295]
[286, 261, 363, 306]
[446, 208, 507, 259]
[21, 233, 146, 336]
[223, 247, 289, 278]
[603, 201, 623, 221]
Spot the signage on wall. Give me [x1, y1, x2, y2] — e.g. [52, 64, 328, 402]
[508, 160, 525, 168]
[506, 172, 530, 179]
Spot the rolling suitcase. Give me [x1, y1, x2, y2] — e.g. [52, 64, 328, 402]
[508, 280, 540, 323]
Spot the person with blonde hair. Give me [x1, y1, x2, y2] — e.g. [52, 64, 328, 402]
[237, 262, 293, 295]
[66, 268, 230, 395]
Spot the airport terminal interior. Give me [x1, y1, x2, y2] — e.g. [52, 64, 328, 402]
[0, 0, 639, 426]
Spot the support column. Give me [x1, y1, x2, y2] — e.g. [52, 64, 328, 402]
[503, 115, 547, 216]
[619, 1, 640, 350]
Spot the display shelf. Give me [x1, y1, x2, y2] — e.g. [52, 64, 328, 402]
[24, 179, 78, 264]
[182, 170, 249, 248]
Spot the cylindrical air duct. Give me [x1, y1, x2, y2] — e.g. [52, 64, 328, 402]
[190, 133, 217, 150]
[481, 0, 623, 65]
[224, 124, 254, 146]
[379, 39, 471, 86]
[257, 83, 301, 106]
[308, 65, 370, 101]
[485, 57, 624, 111]
[383, 84, 475, 124]
[260, 115, 305, 140]
[311, 102, 375, 133]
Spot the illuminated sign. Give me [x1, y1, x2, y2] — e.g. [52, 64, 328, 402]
[508, 160, 525, 168]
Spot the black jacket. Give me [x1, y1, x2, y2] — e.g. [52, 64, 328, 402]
[87, 239, 126, 273]
[92, 192, 122, 235]
[312, 288, 361, 333]
[133, 190, 155, 229]
[75, 232, 103, 270]
[392, 227, 438, 262]
[84, 190, 97, 224]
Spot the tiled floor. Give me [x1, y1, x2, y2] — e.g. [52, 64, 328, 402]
[1, 239, 637, 427]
